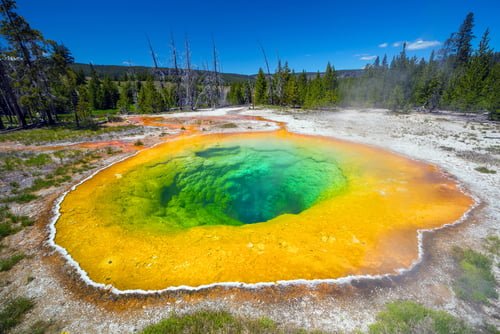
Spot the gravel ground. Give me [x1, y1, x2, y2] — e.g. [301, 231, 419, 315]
[1, 108, 498, 333]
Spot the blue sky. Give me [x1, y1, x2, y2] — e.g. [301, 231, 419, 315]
[15, 0, 500, 74]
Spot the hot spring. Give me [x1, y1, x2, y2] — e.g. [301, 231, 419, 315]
[54, 131, 473, 290]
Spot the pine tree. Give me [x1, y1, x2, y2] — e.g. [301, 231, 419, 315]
[486, 62, 500, 120]
[453, 28, 492, 111]
[273, 60, 291, 105]
[137, 77, 163, 113]
[285, 72, 299, 107]
[75, 85, 94, 128]
[304, 72, 324, 108]
[87, 67, 103, 110]
[381, 54, 388, 69]
[228, 82, 244, 105]
[0, 0, 67, 125]
[0, 53, 26, 126]
[473, 29, 494, 110]
[323, 62, 338, 105]
[254, 68, 267, 105]
[243, 81, 253, 105]
[101, 77, 119, 109]
[455, 12, 475, 67]
[117, 81, 134, 113]
[297, 71, 308, 106]
[162, 85, 175, 111]
[388, 85, 405, 111]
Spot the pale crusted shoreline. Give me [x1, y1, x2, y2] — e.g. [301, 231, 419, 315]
[1, 108, 498, 333]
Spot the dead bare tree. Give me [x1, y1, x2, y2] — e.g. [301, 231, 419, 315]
[194, 37, 225, 110]
[196, 62, 211, 109]
[274, 57, 286, 106]
[210, 37, 222, 108]
[182, 36, 197, 110]
[169, 33, 182, 110]
[259, 42, 274, 105]
[147, 35, 165, 85]
[244, 80, 253, 107]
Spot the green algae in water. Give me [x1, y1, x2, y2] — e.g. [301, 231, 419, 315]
[98, 138, 347, 231]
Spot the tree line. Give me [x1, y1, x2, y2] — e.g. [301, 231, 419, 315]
[0, 0, 225, 129]
[228, 62, 339, 109]
[232, 12, 498, 120]
[0, 0, 81, 128]
[338, 12, 499, 120]
[1, 0, 498, 131]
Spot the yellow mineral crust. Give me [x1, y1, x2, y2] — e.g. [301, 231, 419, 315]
[55, 131, 473, 290]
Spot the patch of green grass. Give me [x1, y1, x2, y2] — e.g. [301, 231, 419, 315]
[484, 236, 500, 256]
[0, 149, 108, 205]
[0, 156, 22, 172]
[0, 297, 34, 333]
[453, 247, 498, 304]
[24, 154, 52, 167]
[369, 301, 472, 334]
[53, 150, 67, 164]
[0, 208, 17, 238]
[0, 125, 137, 145]
[52, 166, 69, 176]
[7, 213, 33, 228]
[30, 178, 57, 191]
[28, 174, 70, 192]
[1, 192, 38, 204]
[141, 310, 320, 334]
[0, 207, 33, 240]
[0, 223, 16, 238]
[0, 253, 25, 272]
[475, 166, 496, 174]
[21, 320, 53, 334]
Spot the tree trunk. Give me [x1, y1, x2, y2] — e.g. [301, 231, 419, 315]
[259, 44, 274, 105]
[0, 59, 27, 127]
[170, 33, 182, 110]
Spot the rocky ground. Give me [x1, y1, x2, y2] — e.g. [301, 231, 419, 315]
[0, 108, 498, 333]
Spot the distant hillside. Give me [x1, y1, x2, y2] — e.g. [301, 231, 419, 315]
[70, 63, 364, 83]
[70, 63, 252, 83]
[302, 70, 363, 79]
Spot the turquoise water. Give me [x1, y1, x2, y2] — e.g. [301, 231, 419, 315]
[101, 138, 348, 230]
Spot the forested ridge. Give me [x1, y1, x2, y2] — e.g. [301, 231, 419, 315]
[69, 63, 363, 83]
[1, 0, 498, 131]
[0, 0, 224, 129]
[229, 12, 499, 120]
[339, 13, 499, 119]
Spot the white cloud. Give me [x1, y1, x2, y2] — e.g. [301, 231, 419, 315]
[406, 39, 440, 50]
[360, 55, 377, 61]
[393, 42, 402, 47]
[378, 42, 388, 48]
[122, 61, 134, 66]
